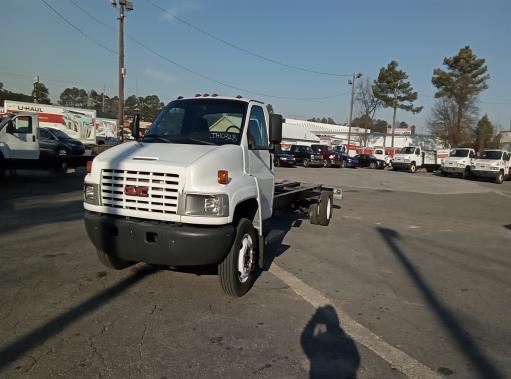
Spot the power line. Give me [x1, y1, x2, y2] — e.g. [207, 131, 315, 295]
[142, 0, 352, 78]
[39, 0, 117, 55]
[419, 92, 511, 105]
[66, 0, 349, 101]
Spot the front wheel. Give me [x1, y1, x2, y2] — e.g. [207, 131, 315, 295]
[218, 218, 259, 297]
[409, 163, 417, 173]
[463, 167, 471, 179]
[495, 171, 504, 184]
[369, 162, 376, 169]
[341, 160, 347, 168]
[303, 159, 310, 168]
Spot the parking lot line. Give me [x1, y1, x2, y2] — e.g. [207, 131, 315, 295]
[269, 263, 442, 379]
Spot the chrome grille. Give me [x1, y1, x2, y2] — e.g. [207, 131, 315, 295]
[101, 169, 179, 214]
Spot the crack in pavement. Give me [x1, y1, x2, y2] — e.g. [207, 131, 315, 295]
[137, 304, 157, 378]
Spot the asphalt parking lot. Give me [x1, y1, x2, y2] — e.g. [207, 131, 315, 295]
[1, 167, 510, 378]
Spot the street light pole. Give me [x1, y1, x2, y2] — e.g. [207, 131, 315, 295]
[347, 72, 361, 155]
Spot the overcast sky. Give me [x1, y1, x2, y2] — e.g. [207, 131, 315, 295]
[1, 0, 510, 132]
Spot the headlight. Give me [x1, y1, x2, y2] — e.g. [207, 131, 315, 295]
[84, 183, 100, 205]
[457, 163, 465, 168]
[404, 158, 410, 162]
[329, 154, 335, 159]
[490, 166, 499, 171]
[185, 194, 229, 217]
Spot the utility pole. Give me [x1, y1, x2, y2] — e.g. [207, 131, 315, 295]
[347, 72, 361, 155]
[102, 84, 106, 113]
[112, 0, 134, 143]
[32, 75, 40, 103]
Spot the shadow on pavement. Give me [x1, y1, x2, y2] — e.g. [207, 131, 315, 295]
[263, 210, 308, 270]
[377, 227, 505, 379]
[0, 265, 157, 372]
[301, 305, 360, 379]
[504, 224, 511, 231]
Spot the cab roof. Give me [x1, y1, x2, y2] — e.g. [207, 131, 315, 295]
[174, 94, 264, 105]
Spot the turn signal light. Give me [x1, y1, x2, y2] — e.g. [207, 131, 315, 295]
[217, 170, 229, 184]
[86, 160, 93, 173]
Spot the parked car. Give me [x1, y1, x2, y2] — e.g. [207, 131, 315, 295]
[310, 144, 343, 167]
[354, 154, 385, 169]
[288, 145, 324, 167]
[39, 127, 86, 158]
[338, 152, 359, 168]
[273, 146, 295, 167]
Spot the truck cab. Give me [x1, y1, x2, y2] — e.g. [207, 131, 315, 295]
[0, 112, 39, 161]
[84, 96, 287, 296]
[471, 149, 511, 184]
[441, 148, 476, 178]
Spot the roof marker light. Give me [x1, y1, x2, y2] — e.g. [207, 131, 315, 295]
[203, 93, 209, 97]
[177, 96, 183, 99]
[195, 94, 201, 97]
[212, 93, 218, 97]
[236, 95, 243, 99]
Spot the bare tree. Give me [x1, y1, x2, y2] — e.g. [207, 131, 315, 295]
[355, 78, 381, 146]
[429, 97, 478, 147]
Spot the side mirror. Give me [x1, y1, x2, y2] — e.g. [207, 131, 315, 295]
[6, 120, 15, 134]
[132, 113, 140, 140]
[269, 114, 283, 144]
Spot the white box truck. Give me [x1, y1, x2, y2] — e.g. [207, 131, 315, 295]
[471, 149, 511, 184]
[440, 148, 476, 179]
[84, 96, 341, 297]
[392, 146, 450, 173]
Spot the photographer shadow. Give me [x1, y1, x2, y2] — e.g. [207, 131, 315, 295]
[301, 305, 360, 379]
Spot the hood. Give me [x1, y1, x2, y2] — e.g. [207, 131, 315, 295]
[443, 156, 468, 163]
[94, 141, 219, 168]
[474, 159, 502, 166]
[393, 154, 411, 161]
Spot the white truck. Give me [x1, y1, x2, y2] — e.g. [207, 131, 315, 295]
[471, 149, 511, 184]
[440, 148, 476, 179]
[83, 96, 341, 297]
[392, 146, 449, 173]
[0, 112, 91, 174]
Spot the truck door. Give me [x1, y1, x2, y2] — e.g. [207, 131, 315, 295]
[3, 115, 39, 160]
[246, 105, 274, 221]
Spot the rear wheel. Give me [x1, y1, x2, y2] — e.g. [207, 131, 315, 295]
[303, 159, 310, 168]
[369, 162, 376, 169]
[318, 190, 333, 226]
[341, 160, 347, 168]
[218, 218, 259, 297]
[274, 158, 280, 167]
[96, 249, 133, 270]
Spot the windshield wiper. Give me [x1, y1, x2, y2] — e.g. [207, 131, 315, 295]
[169, 137, 215, 145]
[143, 134, 172, 143]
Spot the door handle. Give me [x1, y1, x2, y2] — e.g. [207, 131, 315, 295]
[33, 135, 36, 142]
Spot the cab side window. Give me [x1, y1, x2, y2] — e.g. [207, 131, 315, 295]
[469, 151, 475, 159]
[13, 116, 32, 134]
[504, 152, 510, 161]
[247, 106, 268, 149]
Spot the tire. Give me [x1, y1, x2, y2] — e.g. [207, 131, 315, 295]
[369, 162, 376, 169]
[218, 218, 259, 297]
[274, 158, 280, 167]
[341, 160, 347, 168]
[303, 159, 310, 168]
[440, 170, 447, 177]
[96, 248, 133, 270]
[495, 170, 504, 184]
[462, 167, 471, 180]
[409, 163, 417, 173]
[318, 191, 333, 226]
[309, 203, 319, 225]
[55, 159, 68, 173]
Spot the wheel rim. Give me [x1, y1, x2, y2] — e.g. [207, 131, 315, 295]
[58, 149, 67, 156]
[237, 234, 254, 283]
[326, 197, 331, 220]
[411, 165, 416, 172]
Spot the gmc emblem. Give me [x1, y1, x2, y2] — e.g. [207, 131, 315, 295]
[124, 185, 149, 197]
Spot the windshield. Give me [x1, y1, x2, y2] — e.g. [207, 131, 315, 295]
[145, 99, 247, 146]
[449, 149, 470, 157]
[480, 150, 503, 160]
[50, 128, 72, 139]
[400, 147, 415, 154]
